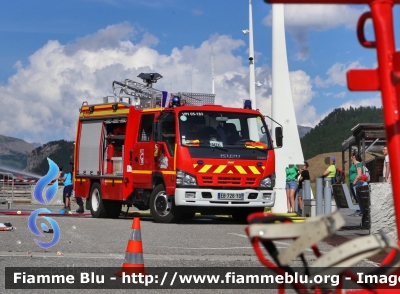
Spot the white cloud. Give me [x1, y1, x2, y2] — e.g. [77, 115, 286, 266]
[288, 70, 318, 127]
[140, 32, 159, 47]
[284, 5, 363, 30]
[0, 25, 261, 143]
[263, 5, 365, 60]
[323, 91, 347, 98]
[0, 22, 372, 144]
[301, 95, 382, 128]
[335, 92, 346, 98]
[314, 61, 364, 87]
[339, 95, 382, 109]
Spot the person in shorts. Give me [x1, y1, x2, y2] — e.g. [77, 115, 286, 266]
[285, 164, 299, 213]
[59, 171, 73, 212]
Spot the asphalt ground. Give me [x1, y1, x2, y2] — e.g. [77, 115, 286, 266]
[0, 202, 377, 294]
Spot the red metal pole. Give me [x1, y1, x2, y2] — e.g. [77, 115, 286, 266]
[369, 0, 400, 241]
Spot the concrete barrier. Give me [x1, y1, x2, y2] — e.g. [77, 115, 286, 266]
[304, 199, 337, 217]
[31, 185, 64, 205]
[370, 183, 397, 241]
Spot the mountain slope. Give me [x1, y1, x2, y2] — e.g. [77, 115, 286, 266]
[25, 140, 74, 176]
[0, 134, 35, 170]
[301, 106, 383, 160]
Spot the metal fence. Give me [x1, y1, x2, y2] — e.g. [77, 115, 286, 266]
[0, 172, 14, 208]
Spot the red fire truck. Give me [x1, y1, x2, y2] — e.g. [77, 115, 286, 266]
[73, 73, 283, 223]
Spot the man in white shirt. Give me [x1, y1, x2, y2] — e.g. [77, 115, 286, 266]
[383, 146, 391, 182]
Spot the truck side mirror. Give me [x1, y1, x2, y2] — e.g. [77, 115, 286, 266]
[153, 122, 162, 142]
[275, 127, 283, 148]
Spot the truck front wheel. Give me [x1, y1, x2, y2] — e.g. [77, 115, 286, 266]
[89, 183, 107, 218]
[150, 184, 182, 223]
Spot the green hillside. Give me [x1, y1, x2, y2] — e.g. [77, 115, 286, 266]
[301, 106, 384, 159]
[0, 134, 34, 171]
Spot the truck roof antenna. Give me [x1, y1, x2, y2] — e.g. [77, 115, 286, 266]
[137, 73, 163, 88]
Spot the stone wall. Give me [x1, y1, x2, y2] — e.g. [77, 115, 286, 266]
[370, 183, 398, 241]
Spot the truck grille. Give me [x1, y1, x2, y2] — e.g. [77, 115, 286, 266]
[200, 176, 257, 186]
[218, 177, 241, 185]
[202, 176, 213, 184]
[245, 178, 256, 185]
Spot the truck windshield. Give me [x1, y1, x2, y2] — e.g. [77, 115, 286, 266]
[178, 111, 272, 150]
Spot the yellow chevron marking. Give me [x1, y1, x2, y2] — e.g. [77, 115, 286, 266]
[248, 166, 261, 174]
[213, 165, 227, 174]
[199, 164, 212, 173]
[235, 166, 247, 174]
[193, 164, 198, 168]
[262, 166, 265, 169]
[228, 170, 233, 174]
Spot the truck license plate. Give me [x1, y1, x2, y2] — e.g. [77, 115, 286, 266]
[218, 193, 244, 200]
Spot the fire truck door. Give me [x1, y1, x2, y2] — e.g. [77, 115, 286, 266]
[132, 114, 155, 187]
[155, 116, 176, 188]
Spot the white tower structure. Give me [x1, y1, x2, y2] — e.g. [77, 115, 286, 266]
[211, 44, 215, 95]
[248, 0, 256, 109]
[243, 0, 256, 109]
[271, 4, 305, 213]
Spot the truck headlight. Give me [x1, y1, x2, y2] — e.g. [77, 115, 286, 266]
[176, 169, 197, 186]
[260, 173, 275, 188]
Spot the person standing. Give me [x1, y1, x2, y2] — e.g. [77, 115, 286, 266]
[349, 152, 363, 205]
[323, 156, 337, 185]
[383, 145, 391, 183]
[69, 160, 84, 213]
[297, 161, 310, 216]
[59, 171, 73, 212]
[55, 166, 64, 205]
[285, 164, 299, 213]
[55, 166, 63, 181]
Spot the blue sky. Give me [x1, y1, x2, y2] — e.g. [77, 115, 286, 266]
[0, 0, 398, 143]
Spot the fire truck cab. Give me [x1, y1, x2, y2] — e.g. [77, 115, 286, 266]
[74, 75, 283, 223]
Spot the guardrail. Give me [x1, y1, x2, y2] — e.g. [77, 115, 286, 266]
[0, 172, 15, 208]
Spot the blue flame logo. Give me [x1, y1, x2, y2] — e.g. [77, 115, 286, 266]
[28, 158, 61, 249]
[33, 158, 59, 204]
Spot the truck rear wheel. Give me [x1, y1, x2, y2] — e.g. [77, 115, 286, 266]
[150, 184, 182, 223]
[89, 183, 107, 218]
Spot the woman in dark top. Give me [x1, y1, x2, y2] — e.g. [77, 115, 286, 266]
[297, 161, 310, 216]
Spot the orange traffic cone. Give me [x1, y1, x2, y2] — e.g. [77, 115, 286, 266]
[115, 217, 145, 277]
